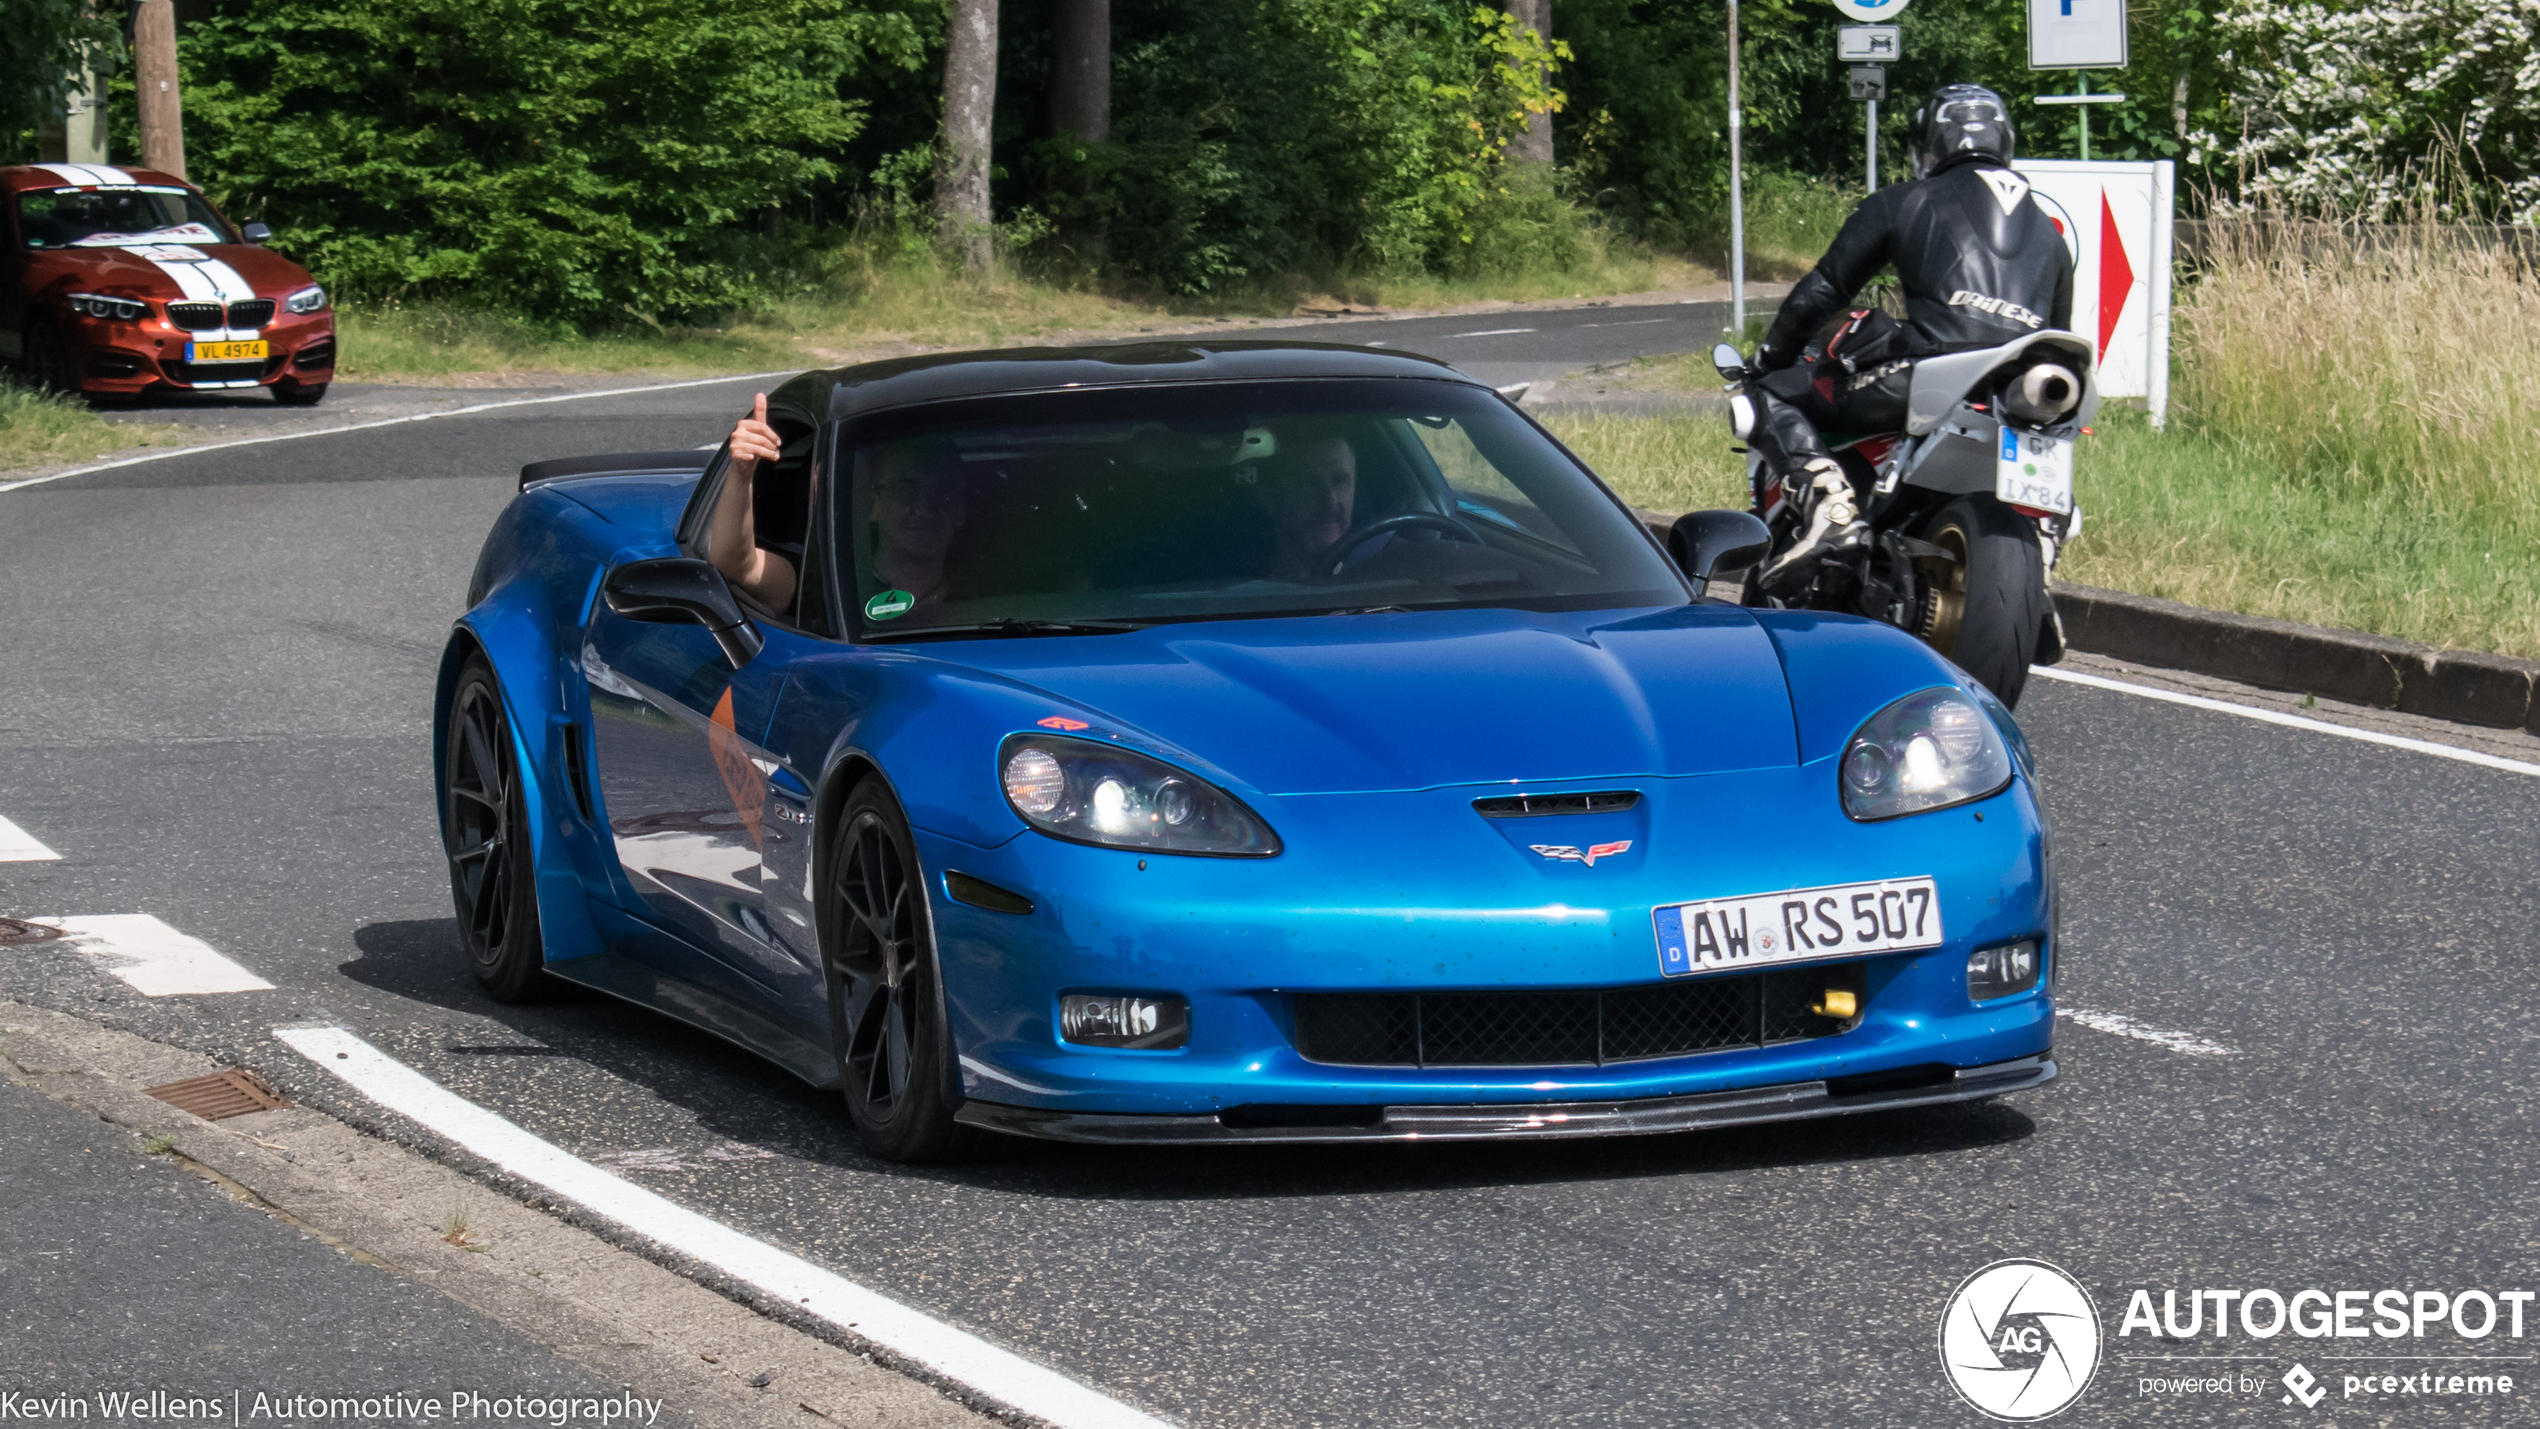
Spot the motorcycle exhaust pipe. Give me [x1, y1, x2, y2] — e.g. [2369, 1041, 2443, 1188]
[2003, 364, 2082, 424]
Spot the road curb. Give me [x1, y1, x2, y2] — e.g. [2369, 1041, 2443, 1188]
[2052, 582, 2540, 735]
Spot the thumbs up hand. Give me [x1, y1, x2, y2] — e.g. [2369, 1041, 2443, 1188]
[729, 393, 781, 477]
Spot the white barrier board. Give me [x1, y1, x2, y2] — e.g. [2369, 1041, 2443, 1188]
[2013, 159, 2175, 426]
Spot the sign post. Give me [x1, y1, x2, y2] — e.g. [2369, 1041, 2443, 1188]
[1727, 0, 1745, 338]
[1832, 3, 1909, 194]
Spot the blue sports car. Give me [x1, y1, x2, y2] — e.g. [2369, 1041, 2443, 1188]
[437, 343, 2057, 1162]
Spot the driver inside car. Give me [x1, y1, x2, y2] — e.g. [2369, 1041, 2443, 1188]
[1255, 429, 1361, 579]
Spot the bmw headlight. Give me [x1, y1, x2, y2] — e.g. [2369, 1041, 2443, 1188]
[999, 734, 1279, 856]
[285, 285, 329, 314]
[1839, 687, 2015, 820]
[67, 293, 146, 321]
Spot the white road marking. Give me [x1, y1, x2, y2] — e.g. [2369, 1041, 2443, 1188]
[2057, 1006, 2235, 1057]
[275, 1027, 1175, 1429]
[1575, 318, 1675, 328]
[0, 370, 795, 495]
[0, 815, 61, 862]
[32, 914, 274, 995]
[1449, 327, 1537, 338]
[2031, 665, 2540, 779]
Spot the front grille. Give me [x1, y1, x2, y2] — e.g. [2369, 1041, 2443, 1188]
[1293, 965, 1862, 1068]
[164, 299, 274, 331]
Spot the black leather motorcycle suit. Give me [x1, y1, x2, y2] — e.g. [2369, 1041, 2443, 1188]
[1747, 157, 2075, 485]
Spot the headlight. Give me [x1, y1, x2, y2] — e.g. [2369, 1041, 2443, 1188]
[67, 293, 145, 321]
[1839, 687, 2015, 820]
[285, 285, 328, 314]
[998, 734, 1279, 856]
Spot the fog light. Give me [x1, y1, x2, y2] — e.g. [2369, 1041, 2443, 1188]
[1967, 939, 2042, 1000]
[1058, 994, 1189, 1049]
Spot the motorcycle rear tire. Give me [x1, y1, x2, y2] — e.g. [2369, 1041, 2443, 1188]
[1917, 495, 2046, 709]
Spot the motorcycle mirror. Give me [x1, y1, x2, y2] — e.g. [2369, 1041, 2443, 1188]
[1668, 509, 1772, 586]
[1712, 343, 1748, 380]
[602, 557, 764, 668]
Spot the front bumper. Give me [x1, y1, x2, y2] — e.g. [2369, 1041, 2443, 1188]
[956, 1051, 2055, 1144]
[63, 307, 335, 394]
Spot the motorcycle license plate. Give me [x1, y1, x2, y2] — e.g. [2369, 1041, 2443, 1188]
[1652, 876, 1942, 979]
[1997, 429, 2073, 513]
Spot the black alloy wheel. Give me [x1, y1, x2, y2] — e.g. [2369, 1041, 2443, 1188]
[1915, 494, 2048, 708]
[824, 778, 980, 1163]
[443, 655, 548, 1000]
[21, 319, 75, 396]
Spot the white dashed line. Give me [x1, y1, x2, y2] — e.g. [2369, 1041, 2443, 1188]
[0, 370, 794, 495]
[2031, 666, 2540, 778]
[1575, 318, 1676, 328]
[0, 815, 60, 861]
[1448, 327, 1538, 338]
[276, 1027, 1175, 1429]
[2058, 1007, 2236, 1057]
[30, 914, 275, 995]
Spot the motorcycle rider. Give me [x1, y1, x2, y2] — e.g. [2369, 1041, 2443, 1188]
[1742, 84, 2074, 594]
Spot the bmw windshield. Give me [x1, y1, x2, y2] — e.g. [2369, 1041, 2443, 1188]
[17, 186, 237, 249]
[840, 378, 1688, 639]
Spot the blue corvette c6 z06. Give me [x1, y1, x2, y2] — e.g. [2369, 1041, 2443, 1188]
[435, 342, 2057, 1162]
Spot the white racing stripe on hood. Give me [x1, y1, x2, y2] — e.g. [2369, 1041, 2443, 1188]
[193, 255, 256, 305]
[137, 248, 220, 302]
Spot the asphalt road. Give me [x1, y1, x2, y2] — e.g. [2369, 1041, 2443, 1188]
[4, 369, 2537, 1426]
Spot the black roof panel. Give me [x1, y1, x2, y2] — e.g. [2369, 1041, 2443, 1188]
[798, 340, 1483, 421]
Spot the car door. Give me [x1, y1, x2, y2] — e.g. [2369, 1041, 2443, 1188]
[583, 404, 828, 1011]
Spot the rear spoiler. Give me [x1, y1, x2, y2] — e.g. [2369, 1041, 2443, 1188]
[518, 450, 713, 492]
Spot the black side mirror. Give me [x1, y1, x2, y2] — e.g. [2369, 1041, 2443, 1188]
[1711, 343, 1748, 382]
[241, 221, 273, 245]
[1668, 509, 1772, 585]
[602, 557, 763, 668]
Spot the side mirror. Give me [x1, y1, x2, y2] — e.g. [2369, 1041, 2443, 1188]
[1668, 509, 1772, 585]
[602, 557, 764, 668]
[240, 221, 273, 245]
[1711, 343, 1748, 381]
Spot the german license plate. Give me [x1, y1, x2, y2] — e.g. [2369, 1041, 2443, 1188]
[1652, 876, 1942, 978]
[1997, 428, 2073, 513]
[186, 339, 268, 362]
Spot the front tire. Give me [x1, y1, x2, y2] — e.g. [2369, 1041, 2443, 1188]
[21, 319, 76, 396]
[823, 777, 980, 1163]
[1916, 495, 2048, 708]
[272, 380, 327, 406]
[443, 655, 548, 1000]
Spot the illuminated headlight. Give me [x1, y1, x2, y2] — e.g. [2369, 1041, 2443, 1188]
[999, 734, 1278, 856]
[285, 285, 328, 314]
[1058, 993, 1190, 1049]
[1839, 687, 2015, 820]
[1967, 939, 2042, 1000]
[67, 293, 145, 321]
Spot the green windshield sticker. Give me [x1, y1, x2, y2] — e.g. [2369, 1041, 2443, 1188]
[864, 589, 916, 621]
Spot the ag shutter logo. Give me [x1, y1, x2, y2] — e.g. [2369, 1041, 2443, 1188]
[1940, 1259, 2103, 1421]
[2281, 1364, 2327, 1408]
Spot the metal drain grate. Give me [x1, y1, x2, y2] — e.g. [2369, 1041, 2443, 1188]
[143, 1069, 290, 1121]
[0, 918, 66, 945]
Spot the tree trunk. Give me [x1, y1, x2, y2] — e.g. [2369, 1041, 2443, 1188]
[133, 0, 186, 180]
[1050, 0, 1109, 143]
[1504, 0, 1552, 166]
[935, 0, 998, 275]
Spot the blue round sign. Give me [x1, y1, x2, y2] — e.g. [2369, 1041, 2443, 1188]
[1831, 0, 1911, 17]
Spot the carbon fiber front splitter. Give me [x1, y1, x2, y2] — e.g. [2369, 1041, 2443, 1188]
[953, 1051, 2055, 1145]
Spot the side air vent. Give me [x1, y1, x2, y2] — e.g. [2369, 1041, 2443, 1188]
[1471, 790, 1640, 819]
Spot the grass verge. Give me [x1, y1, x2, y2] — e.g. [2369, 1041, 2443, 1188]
[0, 380, 188, 474]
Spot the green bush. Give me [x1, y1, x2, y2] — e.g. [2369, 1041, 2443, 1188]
[174, 0, 926, 321]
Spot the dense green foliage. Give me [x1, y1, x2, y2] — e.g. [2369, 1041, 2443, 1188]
[4, 0, 117, 142]
[169, 0, 927, 320]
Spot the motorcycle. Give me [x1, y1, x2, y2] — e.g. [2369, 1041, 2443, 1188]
[1707, 327, 2096, 708]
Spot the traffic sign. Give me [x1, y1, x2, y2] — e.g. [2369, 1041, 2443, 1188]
[1838, 25, 1901, 62]
[2030, 0, 2127, 69]
[1831, 0, 1910, 20]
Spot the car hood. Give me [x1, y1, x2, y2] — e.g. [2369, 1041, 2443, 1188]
[934, 604, 1799, 796]
[36, 242, 313, 299]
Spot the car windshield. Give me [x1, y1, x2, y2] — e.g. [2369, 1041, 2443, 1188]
[839, 378, 1688, 638]
[17, 186, 236, 249]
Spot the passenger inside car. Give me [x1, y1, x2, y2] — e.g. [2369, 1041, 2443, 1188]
[858, 434, 971, 612]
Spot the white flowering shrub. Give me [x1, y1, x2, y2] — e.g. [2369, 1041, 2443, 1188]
[2201, 0, 2540, 217]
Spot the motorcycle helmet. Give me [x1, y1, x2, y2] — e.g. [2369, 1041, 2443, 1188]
[1911, 84, 2015, 178]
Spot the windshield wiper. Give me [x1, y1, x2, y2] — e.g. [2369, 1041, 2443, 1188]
[865, 617, 1145, 642]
